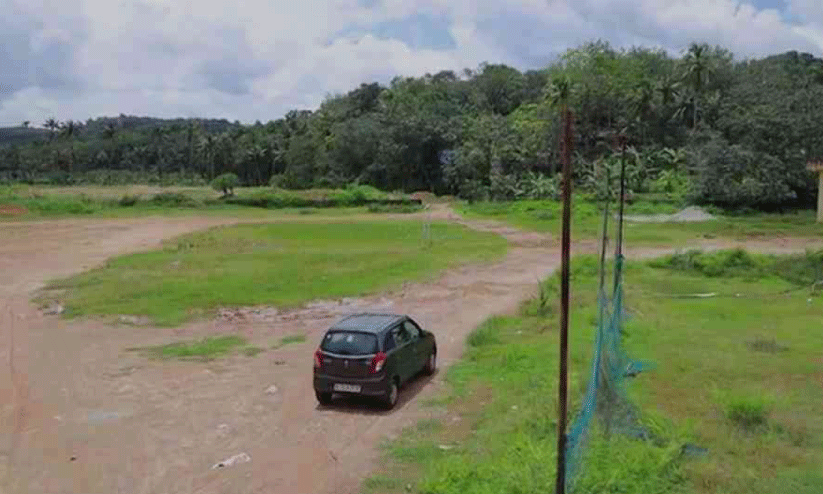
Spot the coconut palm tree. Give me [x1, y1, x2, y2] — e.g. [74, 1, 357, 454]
[631, 79, 655, 143]
[59, 120, 77, 172]
[103, 122, 117, 139]
[681, 42, 714, 130]
[656, 75, 680, 107]
[44, 118, 59, 141]
[198, 134, 217, 179]
[809, 62, 823, 85]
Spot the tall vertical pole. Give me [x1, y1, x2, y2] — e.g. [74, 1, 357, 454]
[616, 137, 627, 258]
[613, 136, 628, 293]
[806, 162, 823, 223]
[817, 170, 823, 223]
[555, 105, 573, 494]
[598, 165, 611, 295]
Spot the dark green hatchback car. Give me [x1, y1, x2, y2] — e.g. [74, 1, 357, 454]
[313, 313, 437, 409]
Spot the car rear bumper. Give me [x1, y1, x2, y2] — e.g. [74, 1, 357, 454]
[313, 372, 389, 397]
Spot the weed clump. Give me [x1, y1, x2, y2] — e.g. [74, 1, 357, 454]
[467, 318, 503, 347]
[653, 248, 760, 277]
[652, 249, 823, 287]
[272, 334, 307, 349]
[241, 346, 264, 357]
[746, 338, 788, 353]
[133, 335, 247, 361]
[522, 280, 557, 317]
[716, 390, 774, 431]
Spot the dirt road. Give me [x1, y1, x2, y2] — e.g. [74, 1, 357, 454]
[1, 211, 820, 494]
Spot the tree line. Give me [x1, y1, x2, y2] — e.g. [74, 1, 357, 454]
[2, 41, 822, 208]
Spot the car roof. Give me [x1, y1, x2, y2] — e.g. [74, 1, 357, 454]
[328, 313, 407, 334]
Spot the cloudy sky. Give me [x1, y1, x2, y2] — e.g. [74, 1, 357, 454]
[1, 0, 821, 126]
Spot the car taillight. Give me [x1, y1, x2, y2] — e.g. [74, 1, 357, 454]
[314, 348, 324, 369]
[369, 352, 387, 374]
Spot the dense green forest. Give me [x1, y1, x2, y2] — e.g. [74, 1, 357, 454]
[2, 41, 822, 209]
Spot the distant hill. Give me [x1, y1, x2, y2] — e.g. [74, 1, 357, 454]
[763, 50, 822, 66]
[82, 115, 242, 136]
[0, 115, 242, 148]
[0, 127, 51, 147]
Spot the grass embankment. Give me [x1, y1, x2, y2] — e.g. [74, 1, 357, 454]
[40, 221, 507, 326]
[366, 249, 823, 494]
[458, 197, 823, 243]
[0, 184, 422, 220]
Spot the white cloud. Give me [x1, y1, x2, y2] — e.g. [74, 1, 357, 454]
[789, 0, 823, 25]
[1, 0, 821, 126]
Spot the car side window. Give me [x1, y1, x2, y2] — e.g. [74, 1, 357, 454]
[393, 324, 410, 346]
[403, 321, 420, 340]
[383, 331, 396, 351]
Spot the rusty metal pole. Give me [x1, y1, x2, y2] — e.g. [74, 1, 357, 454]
[615, 136, 627, 270]
[818, 170, 823, 223]
[809, 161, 823, 223]
[555, 105, 574, 494]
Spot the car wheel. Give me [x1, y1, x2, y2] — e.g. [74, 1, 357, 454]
[315, 391, 333, 405]
[424, 352, 436, 375]
[382, 381, 399, 410]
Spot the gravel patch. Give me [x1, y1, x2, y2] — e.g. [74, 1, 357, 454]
[624, 206, 716, 223]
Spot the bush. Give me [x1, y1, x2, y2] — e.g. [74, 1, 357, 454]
[691, 141, 797, 208]
[224, 191, 313, 209]
[518, 171, 559, 200]
[649, 169, 693, 198]
[651, 249, 762, 277]
[489, 170, 520, 201]
[652, 249, 823, 287]
[366, 203, 423, 213]
[211, 173, 239, 196]
[312, 174, 349, 189]
[118, 194, 140, 207]
[150, 192, 201, 208]
[772, 250, 823, 287]
[467, 319, 503, 347]
[329, 184, 384, 205]
[269, 170, 312, 190]
[268, 174, 289, 188]
[458, 179, 489, 203]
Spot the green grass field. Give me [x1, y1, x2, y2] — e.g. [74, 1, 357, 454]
[365, 250, 823, 494]
[458, 198, 823, 244]
[41, 221, 507, 326]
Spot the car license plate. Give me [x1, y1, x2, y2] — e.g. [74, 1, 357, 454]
[333, 383, 361, 393]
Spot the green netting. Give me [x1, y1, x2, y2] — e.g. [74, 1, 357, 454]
[563, 174, 654, 492]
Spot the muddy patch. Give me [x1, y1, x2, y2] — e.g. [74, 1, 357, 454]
[0, 204, 29, 217]
[218, 297, 396, 324]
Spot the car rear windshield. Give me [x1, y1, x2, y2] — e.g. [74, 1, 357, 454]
[321, 331, 378, 355]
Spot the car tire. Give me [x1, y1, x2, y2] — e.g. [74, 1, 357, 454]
[315, 391, 333, 405]
[424, 351, 436, 375]
[382, 381, 399, 410]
